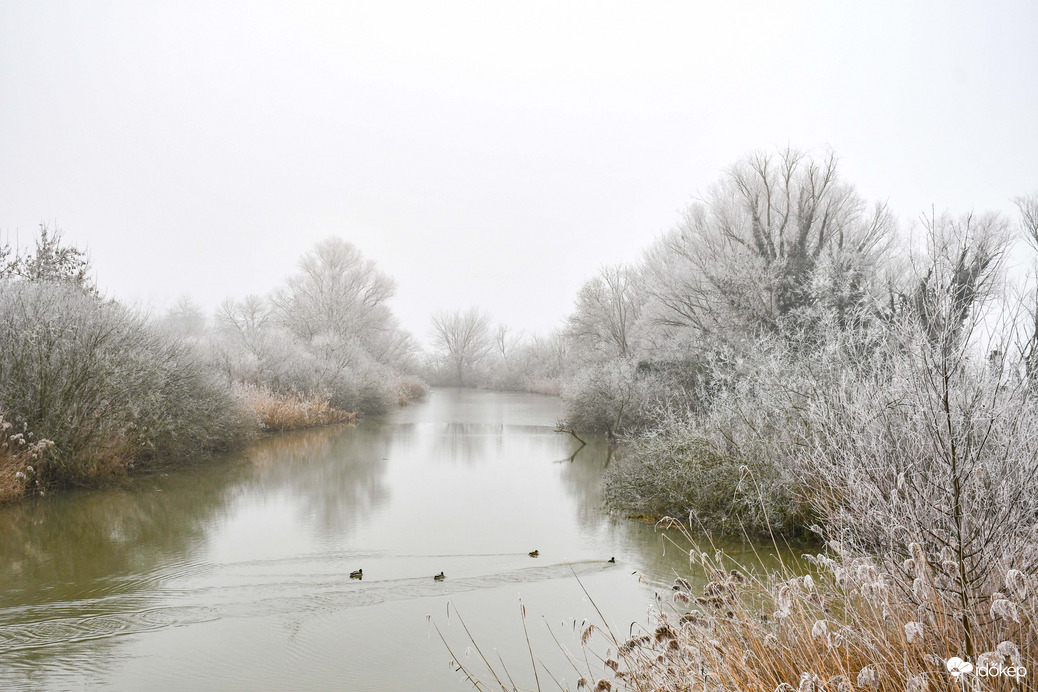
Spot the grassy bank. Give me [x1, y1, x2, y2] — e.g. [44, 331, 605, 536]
[0, 384, 364, 504]
[0, 387, 367, 504]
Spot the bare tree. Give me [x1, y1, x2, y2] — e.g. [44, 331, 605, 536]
[566, 264, 645, 360]
[900, 210, 1009, 348]
[800, 214, 1023, 658]
[527, 329, 568, 380]
[215, 294, 273, 355]
[644, 148, 892, 340]
[0, 238, 14, 281]
[163, 295, 207, 339]
[493, 324, 524, 360]
[429, 307, 492, 386]
[1014, 192, 1038, 379]
[1016, 192, 1038, 247]
[0, 224, 96, 292]
[268, 237, 416, 372]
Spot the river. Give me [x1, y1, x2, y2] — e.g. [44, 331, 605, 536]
[0, 388, 793, 690]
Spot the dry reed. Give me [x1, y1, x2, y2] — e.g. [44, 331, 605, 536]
[235, 384, 357, 432]
[396, 375, 430, 406]
[0, 413, 53, 503]
[439, 519, 1035, 691]
[596, 520, 1036, 692]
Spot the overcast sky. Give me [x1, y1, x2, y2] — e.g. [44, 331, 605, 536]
[2, 1, 1036, 343]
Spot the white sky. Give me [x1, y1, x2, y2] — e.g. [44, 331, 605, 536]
[2, 1, 1036, 344]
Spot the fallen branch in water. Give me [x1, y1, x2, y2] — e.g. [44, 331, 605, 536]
[554, 423, 587, 447]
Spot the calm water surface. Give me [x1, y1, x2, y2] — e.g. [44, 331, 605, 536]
[0, 389, 793, 690]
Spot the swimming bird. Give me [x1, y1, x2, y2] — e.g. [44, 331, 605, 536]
[608, 557, 616, 563]
[529, 550, 539, 558]
[434, 572, 445, 581]
[350, 569, 363, 579]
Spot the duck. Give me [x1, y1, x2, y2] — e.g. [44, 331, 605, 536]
[434, 572, 445, 581]
[608, 557, 616, 563]
[529, 550, 539, 558]
[350, 569, 363, 579]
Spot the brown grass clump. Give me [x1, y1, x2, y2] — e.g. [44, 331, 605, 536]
[395, 375, 430, 406]
[604, 524, 1035, 692]
[0, 413, 53, 503]
[439, 520, 1035, 691]
[235, 384, 356, 432]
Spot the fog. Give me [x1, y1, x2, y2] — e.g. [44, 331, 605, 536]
[5, 5, 1038, 689]
[1, 1, 1036, 342]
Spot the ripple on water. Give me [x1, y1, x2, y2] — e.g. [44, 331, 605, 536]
[0, 557, 612, 657]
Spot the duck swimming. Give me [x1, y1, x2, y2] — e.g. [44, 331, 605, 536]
[434, 572, 445, 581]
[529, 550, 539, 558]
[350, 569, 363, 579]
[608, 557, 616, 563]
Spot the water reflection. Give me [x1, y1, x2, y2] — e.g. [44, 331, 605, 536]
[430, 422, 493, 466]
[0, 462, 241, 608]
[242, 425, 392, 535]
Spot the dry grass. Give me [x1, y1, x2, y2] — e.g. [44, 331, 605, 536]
[395, 375, 430, 406]
[0, 414, 53, 503]
[235, 384, 356, 432]
[0, 448, 31, 503]
[606, 531, 1029, 688]
[441, 520, 1035, 691]
[597, 522, 1035, 692]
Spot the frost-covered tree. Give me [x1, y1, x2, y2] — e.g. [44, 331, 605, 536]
[429, 307, 492, 386]
[1013, 192, 1038, 380]
[566, 264, 645, 361]
[643, 148, 892, 343]
[208, 239, 421, 415]
[0, 224, 96, 292]
[899, 211, 1009, 347]
[162, 295, 208, 339]
[215, 294, 273, 355]
[0, 240, 14, 280]
[271, 237, 413, 368]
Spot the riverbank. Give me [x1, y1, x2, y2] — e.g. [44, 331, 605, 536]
[0, 381, 428, 505]
[0, 233, 429, 506]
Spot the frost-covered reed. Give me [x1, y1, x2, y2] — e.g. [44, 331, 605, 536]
[442, 524, 1035, 691]
[603, 531, 1036, 692]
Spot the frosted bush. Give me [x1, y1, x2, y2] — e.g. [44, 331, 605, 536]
[0, 281, 253, 486]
